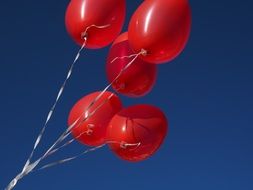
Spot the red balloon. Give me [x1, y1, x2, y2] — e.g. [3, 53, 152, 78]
[65, 0, 126, 49]
[68, 91, 122, 146]
[106, 104, 168, 162]
[106, 32, 157, 97]
[128, 0, 191, 64]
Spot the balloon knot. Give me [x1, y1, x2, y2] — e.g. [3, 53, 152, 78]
[140, 49, 148, 56]
[86, 124, 95, 136]
[81, 32, 88, 40]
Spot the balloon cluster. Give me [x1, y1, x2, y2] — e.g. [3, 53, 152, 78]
[65, 0, 191, 162]
[4, 1, 192, 189]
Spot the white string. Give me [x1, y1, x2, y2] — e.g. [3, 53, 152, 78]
[36, 141, 141, 171]
[80, 24, 111, 41]
[32, 51, 143, 171]
[4, 38, 87, 190]
[5, 24, 112, 190]
[46, 49, 146, 158]
[32, 50, 141, 164]
[5, 47, 144, 190]
[29, 52, 144, 171]
[44, 93, 114, 159]
[25, 23, 112, 169]
[110, 53, 140, 64]
[25, 37, 87, 167]
[37, 144, 105, 171]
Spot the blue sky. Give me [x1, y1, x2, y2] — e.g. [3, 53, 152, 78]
[0, 0, 252, 189]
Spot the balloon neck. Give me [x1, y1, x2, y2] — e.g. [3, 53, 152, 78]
[120, 141, 141, 149]
[86, 124, 95, 136]
[81, 32, 88, 40]
[140, 49, 148, 56]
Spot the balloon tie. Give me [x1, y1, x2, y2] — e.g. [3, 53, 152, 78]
[106, 141, 141, 150]
[110, 48, 147, 64]
[33, 140, 141, 172]
[81, 24, 111, 39]
[120, 141, 141, 149]
[35, 144, 106, 172]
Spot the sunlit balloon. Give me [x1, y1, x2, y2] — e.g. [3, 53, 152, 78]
[128, 0, 191, 63]
[65, 0, 126, 48]
[68, 91, 123, 146]
[107, 104, 168, 162]
[106, 32, 157, 97]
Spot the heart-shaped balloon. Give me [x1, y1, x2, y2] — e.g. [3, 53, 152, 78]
[106, 32, 157, 97]
[107, 104, 168, 162]
[68, 91, 122, 146]
[65, 0, 126, 49]
[128, 0, 191, 63]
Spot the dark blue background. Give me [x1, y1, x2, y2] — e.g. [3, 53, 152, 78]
[0, 0, 252, 189]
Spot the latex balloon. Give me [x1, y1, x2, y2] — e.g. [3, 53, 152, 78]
[65, 0, 126, 49]
[68, 91, 122, 146]
[106, 32, 157, 97]
[107, 104, 168, 162]
[128, 0, 191, 64]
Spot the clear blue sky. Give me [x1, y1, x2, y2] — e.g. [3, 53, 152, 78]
[0, 0, 252, 189]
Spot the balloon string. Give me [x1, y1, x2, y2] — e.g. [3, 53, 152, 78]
[40, 92, 114, 162]
[30, 52, 144, 171]
[5, 48, 142, 190]
[39, 50, 143, 160]
[5, 37, 87, 190]
[44, 93, 115, 159]
[110, 48, 147, 64]
[5, 91, 114, 190]
[35, 141, 141, 172]
[27, 37, 87, 165]
[36, 144, 106, 171]
[4, 38, 88, 190]
[52, 49, 145, 148]
[28, 51, 142, 171]
[44, 80, 130, 158]
[110, 53, 139, 64]
[82, 50, 145, 113]
[83, 24, 111, 35]
[5, 23, 113, 190]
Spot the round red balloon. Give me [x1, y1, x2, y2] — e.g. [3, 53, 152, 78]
[106, 104, 168, 162]
[65, 0, 126, 49]
[128, 0, 191, 64]
[106, 32, 157, 97]
[68, 91, 122, 146]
